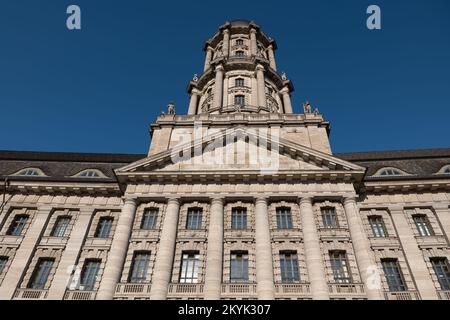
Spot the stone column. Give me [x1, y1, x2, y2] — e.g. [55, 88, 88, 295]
[389, 206, 438, 299]
[213, 64, 224, 109]
[299, 198, 329, 300]
[222, 75, 229, 108]
[204, 198, 224, 300]
[47, 208, 94, 300]
[250, 28, 257, 56]
[204, 46, 213, 72]
[97, 198, 137, 300]
[222, 29, 230, 57]
[0, 206, 51, 300]
[188, 89, 200, 115]
[434, 204, 450, 241]
[281, 87, 293, 114]
[256, 64, 267, 109]
[267, 45, 277, 71]
[254, 197, 275, 300]
[343, 197, 383, 300]
[150, 198, 180, 300]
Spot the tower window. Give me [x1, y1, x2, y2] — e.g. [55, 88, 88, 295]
[79, 259, 101, 291]
[368, 215, 387, 238]
[235, 51, 245, 57]
[179, 252, 200, 284]
[234, 95, 245, 106]
[382, 258, 407, 292]
[431, 258, 450, 291]
[230, 251, 249, 283]
[413, 214, 434, 237]
[280, 251, 300, 283]
[129, 252, 151, 283]
[186, 208, 203, 230]
[329, 251, 351, 284]
[321, 207, 339, 228]
[235, 78, 244, 87]
[28, 258, 55, 290]
[236, 39, 244, 46]
[276, 207, 293, 229]
[7, 214, 29, 236]
[231, 207, 247, 230]
[141, 208, 158, 230]
[94, 217, 113, 238]
[51, 216, 71, 237]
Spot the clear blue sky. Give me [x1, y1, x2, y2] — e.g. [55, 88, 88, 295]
[0, 0, 449, 154]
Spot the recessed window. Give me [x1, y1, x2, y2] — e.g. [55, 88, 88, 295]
[186, 208, 203, 230]
[280, 251, 300, 283]
[431, 258, 450, 291]
[179, 252, 200, 284]
[235, 78, 244, 87]
[141, 208, 158, 230]
[375, 167, 406, 177]
[51, 216, 71, 237]
[94, 217, 113, 238]
[236, 39, 244, 46]
[276, 207, 293, 229]
[79, 259, 101, 291]
[235, 50, 245, 57]
[231, 207, 247, 230]
[129, 252, 151, 283]
[0, 256, 8, 274]
[7, 214, 29, 236]
[230, 251, 249, 283]
[14, 168, 44, 177]
[75, 170, 104, 178]
[329, 251, 351, 284]
[368, 215, 387, 238]
[321, 207, 339, 228]
[413, 214, 434, 237]
[382, 258, 407, 292]
[28, 258, 55, 290]
[234, 95, 245, 106]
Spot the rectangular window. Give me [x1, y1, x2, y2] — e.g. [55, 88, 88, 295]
[230, 252, 249, 283]
[129, 252, 151, 283]
[280, 252, 300, 283]
[235, 50, 245, 57]
[51, 216, 71, 237]
[141, 208, 158, 230]
[179, 252, 200, 284]
[236, 39, 244, 46]
[368, 215, 387, 238]
[0, 256, 8, 274]
[235, 78, 244, 87]
[7, 214, 29, 236]
[231, 207, 247, 230]
[28, 258, 54, 289]
[186, 208, 203, 230]
[276, 207, 293, 229]
[382, 259, 407, 292]
[234, 95, 245, 106]
[329, 251, 351, 283]
[431, 258, 450, 291]
[321, 208, 338, 228]
[79, 259, 101, 291]
[94, 217, 113, 238]
[413, 214, 434, 236]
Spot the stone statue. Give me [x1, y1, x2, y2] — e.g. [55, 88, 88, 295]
[314, 108, 320, 115]
[303, 101, 312, 113]
[167, 102, 175, 115]
[281, 71, 287, 81]
[192, 74, 198, 82]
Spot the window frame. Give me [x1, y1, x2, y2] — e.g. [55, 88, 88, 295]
[79, 259, 101, 291]
[234, 95, 245, 106]
[231, 207, 247, 230]
[141, 208, 158, 230]
[381, 258, 407, 292]
[412, 214, 434, 237]
[368, 215, 388, 238]
[51, 215, 71, 237]
[128, 252, 151, 284]
[7, 214, 30, 236]
[329, 251, 352, 284]
[28, 258, 55, 290]
[0, 256, 8, 274]
[179, 252, 200, 284]
[279, 251, 300, 283]
[230, 251, 249, 283]
[276, 207, 293, 229]
[186, 207, 203, 230]
[94, 217, 114, 238]
[321, 207, 339, 229]
[431, 257, 450, 291]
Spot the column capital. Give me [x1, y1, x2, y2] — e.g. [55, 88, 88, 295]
[167, 198, 180, 205]
[250, 28, 257, 34]
[122, 196, 138, 206]
[223, 28, 230, 35]
[215, 64, 224, 71]
[206, 46, 214, 52]
[280, 86, 290, 95]
[389, 206, 405, 214]
[268, 44, 274, 50]
[256, 64, 265, 72]
[299, 197, 313, 205]
[191, 88, 201, 95]
[255, 197, 268, 205]
[210, 197, 224, 205]
[343, 197, 357, 205]
[433, 203, 450, 211]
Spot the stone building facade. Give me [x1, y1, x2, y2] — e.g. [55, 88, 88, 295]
[0, 20, 449, 300]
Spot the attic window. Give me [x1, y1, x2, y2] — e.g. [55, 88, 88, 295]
[437, 165, 450, 175]
[374, 168, 406, 177]
[14, 168, 45, 177]
[75, 170, 105, 178]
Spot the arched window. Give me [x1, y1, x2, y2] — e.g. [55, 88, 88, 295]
[14, 168, 45, 177]
[436, 165, 450, 175]
[74, 169, 105, 178]
[374, 167, 407, 177]
[235, 78, 244, 87]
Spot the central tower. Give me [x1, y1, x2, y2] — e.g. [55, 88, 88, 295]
[187, 20, 294, 115]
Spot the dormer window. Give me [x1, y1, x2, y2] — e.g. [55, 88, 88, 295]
[14, 168, 45, 177]
[374, 167, 407, 177]
[436, 165, 450, 175]
[74, 169, 105, 178]
[235, 78, 244, 87]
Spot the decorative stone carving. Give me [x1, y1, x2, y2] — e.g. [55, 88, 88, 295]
[303, 101, 312, 114]
[167, 102, 175, 115]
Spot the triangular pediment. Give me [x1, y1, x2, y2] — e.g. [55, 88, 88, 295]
[116, 127, 365, 181]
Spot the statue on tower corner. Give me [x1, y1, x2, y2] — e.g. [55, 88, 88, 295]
[192, 74, 198, 82]
[303, 101, 312, 114]
[281, 71, 287, 81]
[167, 102, 176, 115]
